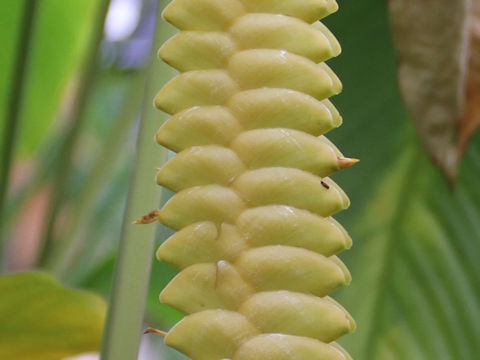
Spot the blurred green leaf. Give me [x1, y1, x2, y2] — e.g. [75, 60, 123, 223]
[35, 0, 110, 269]
[0, 272, 106, 360]
[325, 1, 480, 359]
[0, 0, 101, 155]
[338, 133, 480, 359]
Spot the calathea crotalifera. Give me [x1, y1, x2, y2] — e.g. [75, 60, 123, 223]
[150, 0, 358, 358]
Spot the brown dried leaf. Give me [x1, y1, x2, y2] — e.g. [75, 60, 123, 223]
[389, 0, 480, 184]
[460, 2, 480, 154]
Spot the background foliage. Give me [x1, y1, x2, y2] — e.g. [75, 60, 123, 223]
[0, 0, 479, 359]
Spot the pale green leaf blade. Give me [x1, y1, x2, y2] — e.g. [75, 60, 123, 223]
[0, 1, 24, 120]
[0, 272, 106, 360]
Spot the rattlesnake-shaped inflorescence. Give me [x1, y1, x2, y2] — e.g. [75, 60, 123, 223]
[153, 0, 357, 359]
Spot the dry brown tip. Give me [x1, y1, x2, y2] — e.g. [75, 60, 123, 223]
[144, 327, 168, 337]
[132, 209, 161, 224]
[338, 157, 360, 169]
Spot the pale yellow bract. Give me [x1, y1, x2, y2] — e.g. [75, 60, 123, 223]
[154, 0, 356, 359]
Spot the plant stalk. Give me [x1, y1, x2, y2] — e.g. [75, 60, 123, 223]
[100, 1, 175, 358]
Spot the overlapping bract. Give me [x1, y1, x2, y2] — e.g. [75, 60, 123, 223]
[154, 0, 355, 359]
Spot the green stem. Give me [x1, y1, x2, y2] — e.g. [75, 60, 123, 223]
[36, 0, 111, 267]
[100, 2, 175, 359]
[0, 0, 39, 268]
